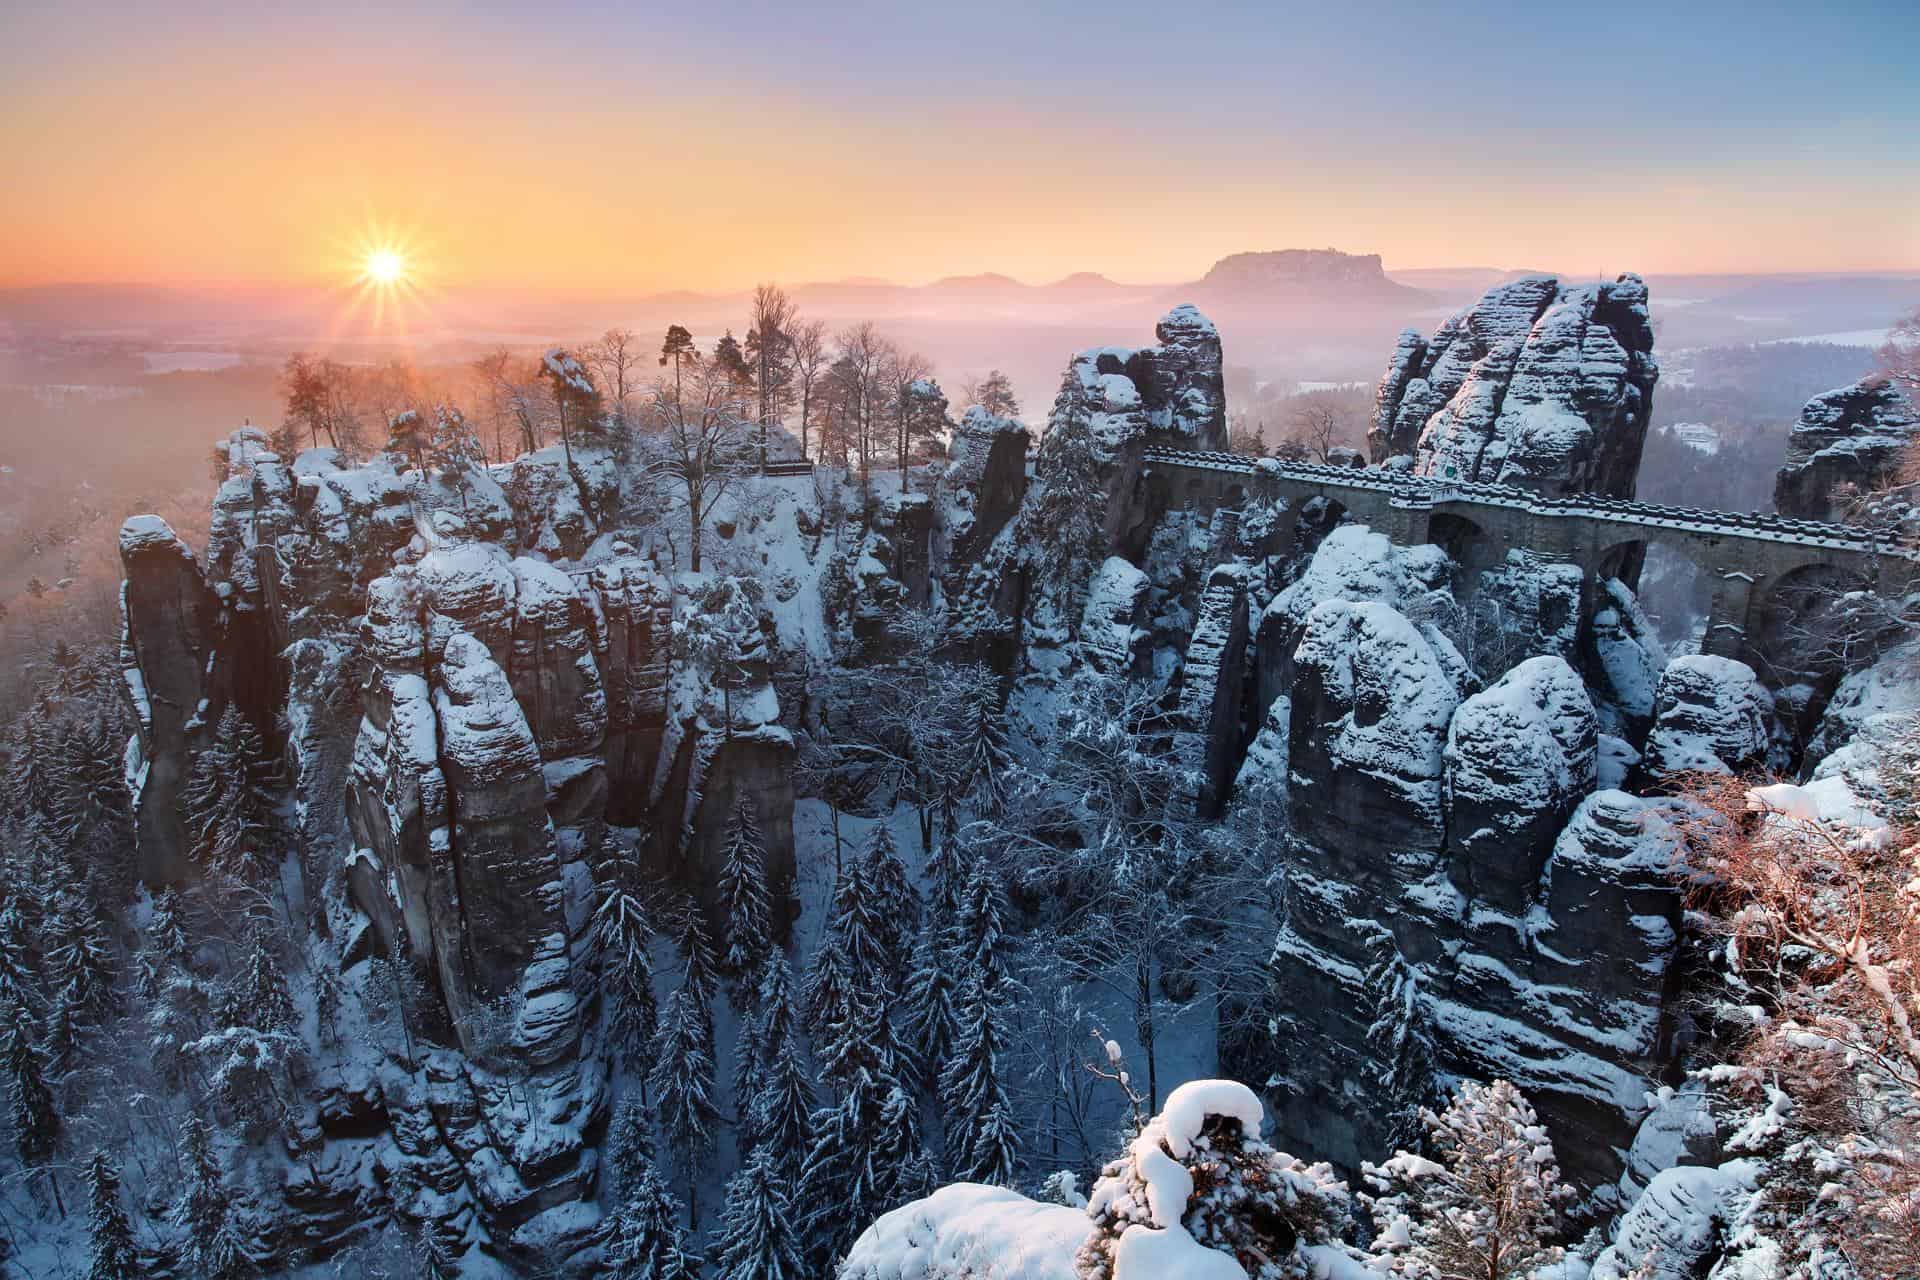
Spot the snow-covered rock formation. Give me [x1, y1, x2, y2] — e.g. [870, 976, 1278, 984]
[1642, 655, 1774, 778]
[1370, 274, 1659, 498]
[1773, 375, 1917, 524]
[118, 430, 793, 1266]
[1051, 304, 1228, 463]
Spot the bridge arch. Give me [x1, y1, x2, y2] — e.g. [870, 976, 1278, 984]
[1589, 532, 1719, 656]
[1747, 560, 1882, 686]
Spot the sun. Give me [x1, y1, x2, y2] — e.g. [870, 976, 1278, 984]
[363, 248, 407, 285]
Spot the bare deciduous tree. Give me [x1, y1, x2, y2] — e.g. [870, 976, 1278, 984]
[644, 360, 755, 574]
[588, 328, 642, 426]
[789, 319, 830, 460]
[1286, 392, 1347, 462]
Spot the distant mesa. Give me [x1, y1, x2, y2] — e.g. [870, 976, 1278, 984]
[1180, 247, 1428, 305]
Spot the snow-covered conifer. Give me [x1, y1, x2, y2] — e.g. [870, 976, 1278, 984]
[591, 858, 659, 1069]
[716, 1146, 807, 1280]
[43, 886, 114, 1020]
[861, 824, 919, 985]
[749, 1034, 815, 1184]
[939, 967, 1018, 1186]
[172, 1114, 249, 1280]
[901, 927, 958, 1088]
[1363, 1079, 1572, 1280]
[604, 1164, 697, 1279]
[719, 798, 772, 977]
[181, 705, 276, 884]
[648, 981, 720, 1223]
[84, 1148, 140, 1280]
[217, 933, 296, 1034]
[1078, 1081, 1350, 1280]
[1364, 935, 1438, 1150]
[5, 1002, 59, 1168]
[798, 1066, 899, 1266]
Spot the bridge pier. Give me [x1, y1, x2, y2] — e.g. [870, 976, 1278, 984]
[1701, 571, 1756, 660]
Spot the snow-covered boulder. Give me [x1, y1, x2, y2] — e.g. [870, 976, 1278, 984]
[1585, 578, 1667, 738]
[1619, 1082, 1721, 1200]
[1380, 274, 1658, 498]
[1289, 599, 1465, 855]
[1643, 655, 1772, 777]
[1590, 1162, 1758, 1280]
[1443, 656, 1598, 912]
[938, 405, 1031, 584]
[1255, 523, 1461, 715]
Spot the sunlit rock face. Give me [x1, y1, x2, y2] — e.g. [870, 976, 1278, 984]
[1773, 375, 1918, 523]
[1371, 274, 1658, 498]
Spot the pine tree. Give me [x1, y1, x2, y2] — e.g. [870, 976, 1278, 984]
[43, 887, 114, 1021]
[1363, 1079, 1573, 1280]
[749, 1035, 815, 1184]
[53, 717, 132, 853]
[803, 930, 856, 1044]
[1364, 935, 1439, 1151]
[797, 1066, 897, 1267]
[84, 1148, 140, 1280]
[671, 897, 720, 1026]
[861, 825, 919, 987]
[5, 1002, 59, 1168]
[872, 1080, 932, 1199]
[592, 858, 658, 1071]
[648, 981, 719, 1226]
[605, 1164, 697, 1279]
[901, 928, 959, 1089]
[1026, 370, 1109, 618]
[736, 952, 801, 1146]
[182, 705, 276, 883]
[42, 979, 83, 1085]
[953, 855, 1015, 998]
[716, 1146, 807, 1280]
[940, 968, 1018, 1186]
[217, 933, 295, 1033]
[718, 798, 772, 978]
[173, 1114, 249, 1280]
[816, 983, 909, 1096]
[607, 1093, 655, 1199]
[0, 894, 38, 1014]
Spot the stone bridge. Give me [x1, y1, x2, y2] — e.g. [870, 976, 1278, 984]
[1137, 447, 1920, 665]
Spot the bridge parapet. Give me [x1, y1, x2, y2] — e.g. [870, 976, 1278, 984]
[1141, 447, 1918, 562]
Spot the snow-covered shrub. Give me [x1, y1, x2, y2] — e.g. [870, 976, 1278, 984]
[1075, 1079, 1350, 1280]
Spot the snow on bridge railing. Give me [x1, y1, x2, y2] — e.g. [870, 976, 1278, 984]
[1140, 447, 1915, 559]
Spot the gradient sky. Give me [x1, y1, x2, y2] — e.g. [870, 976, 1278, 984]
[4, 0, 1917, 292]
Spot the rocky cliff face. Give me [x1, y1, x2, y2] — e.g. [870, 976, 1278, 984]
[1773, 375, 1917, 524]
[118, 429, 793, 1266]
[1370, 274, 1659, 498]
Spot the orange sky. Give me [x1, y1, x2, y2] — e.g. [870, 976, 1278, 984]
[5, 2, 1918, 293]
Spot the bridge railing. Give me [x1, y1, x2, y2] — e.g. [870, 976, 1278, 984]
[1140, 447, 1913, 558]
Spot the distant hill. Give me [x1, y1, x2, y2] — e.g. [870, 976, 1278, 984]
[1177, 249, 1428, 306]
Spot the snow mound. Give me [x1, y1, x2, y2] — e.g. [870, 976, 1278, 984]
[840, 1184, 1087, 1280]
